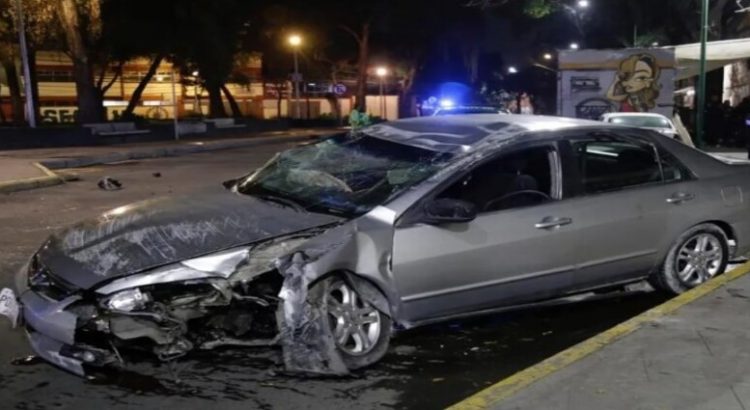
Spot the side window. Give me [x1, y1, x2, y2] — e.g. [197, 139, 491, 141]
[437, 147, 555, 213]
[659, 149, 690, 182]
[572, 139, 661, 194]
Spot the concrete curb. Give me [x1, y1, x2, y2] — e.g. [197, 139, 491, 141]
[448, 261, 750, 410]
[38, 133, 319, 170]
[0, 162, 70, 194]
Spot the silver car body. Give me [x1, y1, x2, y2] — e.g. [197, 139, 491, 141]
[13, 114, 750, 375]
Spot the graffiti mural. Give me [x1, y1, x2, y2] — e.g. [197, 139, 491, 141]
[606, 53, 661, 112]
[558, 48, 675, 120]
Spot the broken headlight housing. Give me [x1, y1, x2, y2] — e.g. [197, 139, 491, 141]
[105, 288, 149, 312]
[95, 237, 309, 305]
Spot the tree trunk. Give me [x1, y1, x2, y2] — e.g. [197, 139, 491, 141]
[122, 54, 164, 119]
[58, 0, 103, 123]
[221, 84, 242, 117]
[0, 83, 5, 123]
[28, 48, 41, 124]
[275, 82, 283, 118]
[399, 64, 417, 118]
[206, 80, 227, 118]
[354, 23, 370, 112]
[2, 60, 24, 125]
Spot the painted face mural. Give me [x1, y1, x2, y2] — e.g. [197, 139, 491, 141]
[606, 53, 661, 112]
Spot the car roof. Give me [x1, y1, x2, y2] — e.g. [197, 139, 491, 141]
[363, 114, 603, 153]
[602, 112, 670, 118]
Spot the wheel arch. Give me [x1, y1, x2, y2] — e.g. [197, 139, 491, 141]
[702, 220, 737, 258]
[311, 270, 397, 321]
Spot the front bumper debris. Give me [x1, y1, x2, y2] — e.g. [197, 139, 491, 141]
[0, 288, 20, 327]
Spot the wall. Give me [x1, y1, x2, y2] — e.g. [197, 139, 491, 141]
[365, 95, 399, 121]
[558, 48, 676, 119]
[723, 61, 750, 105]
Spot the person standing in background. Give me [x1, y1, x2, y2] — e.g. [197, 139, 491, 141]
[520, 92, 534, 115]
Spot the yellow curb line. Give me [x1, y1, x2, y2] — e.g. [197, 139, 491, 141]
[0, 162, 70, 194]
[32, 161, 62, 180]
[448, 261, 750, 410]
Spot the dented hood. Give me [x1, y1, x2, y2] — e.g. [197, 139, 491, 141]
[37, 189, 343, 290]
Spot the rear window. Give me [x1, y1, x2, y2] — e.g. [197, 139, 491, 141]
[609, 116, 670, 128]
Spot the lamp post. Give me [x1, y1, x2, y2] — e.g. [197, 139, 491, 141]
[288, 34, 302, 119]
[14, 0, 36, 128]
[695, 0, 709, 148]
[562, 0, 590, 38]
[376, 66, 388, 119]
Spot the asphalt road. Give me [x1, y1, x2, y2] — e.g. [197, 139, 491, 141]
[0, 141, 668, 410]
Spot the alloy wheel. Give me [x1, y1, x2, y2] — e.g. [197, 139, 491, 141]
[326, 280, 382, 356]
[675, 233, 724, 287]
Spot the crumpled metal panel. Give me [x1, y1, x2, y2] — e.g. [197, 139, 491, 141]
[274, 206, 398, 375]
[37, 188, 342, 289]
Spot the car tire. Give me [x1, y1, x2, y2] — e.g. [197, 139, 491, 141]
[315, 276, 392, 370]
[650, 223, 729, 295]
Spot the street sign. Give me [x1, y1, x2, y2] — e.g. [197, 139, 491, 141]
[333, 83, 347, 95]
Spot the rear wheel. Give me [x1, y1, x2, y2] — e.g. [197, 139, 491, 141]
[318, 276, 391, 370]
[651, 224, 729, 294]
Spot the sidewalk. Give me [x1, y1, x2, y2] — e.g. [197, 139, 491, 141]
[0, 128, 340, 193]
[451, 263, 750, 410]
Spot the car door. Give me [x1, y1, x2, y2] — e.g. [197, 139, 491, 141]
[559, 131, 673, 289]
[391, 142, 583, 323]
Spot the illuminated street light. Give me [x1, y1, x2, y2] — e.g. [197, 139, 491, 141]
[288, 34, 303, 119]
[577, 0, 590, 8]
[508, 66, 518, 74]
[192, 70, 199, 77]
[543, 53, 553, 60]
[288, 34, 302, 47]
[570, 42, 580, 50]
[376, 67, 388, 77]
[652, 41, 660, 47]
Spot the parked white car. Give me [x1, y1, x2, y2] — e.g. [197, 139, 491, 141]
[600, 113, 679, 139]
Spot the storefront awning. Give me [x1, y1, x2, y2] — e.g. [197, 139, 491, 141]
[672, 38, 750, 80]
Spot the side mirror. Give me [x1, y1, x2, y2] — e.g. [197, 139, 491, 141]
[423, 198, 477, 224]
[222, 178, 240, 189]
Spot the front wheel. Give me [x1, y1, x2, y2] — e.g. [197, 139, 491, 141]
[650, 224, 729, 294]
[318, 276, 392, 370]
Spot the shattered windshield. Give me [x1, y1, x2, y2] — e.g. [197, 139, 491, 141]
[237, 133, 452, 216]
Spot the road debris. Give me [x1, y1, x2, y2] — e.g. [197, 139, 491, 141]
[97, 177, 123, 191]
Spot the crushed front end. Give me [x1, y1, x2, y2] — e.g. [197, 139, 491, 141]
[14, 238, 303, 377]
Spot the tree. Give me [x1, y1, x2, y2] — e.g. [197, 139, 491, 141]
[172, 0, 255, 118]
[0, 1, 23, 124]
[101, 0, 173, 120]
[57, 0, 104, 123]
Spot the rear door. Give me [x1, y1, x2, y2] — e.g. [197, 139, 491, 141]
[559, 131, 673, 288]
[392, 141, 583, 323]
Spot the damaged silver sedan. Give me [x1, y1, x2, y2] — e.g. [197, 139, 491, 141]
[5, 114, 750, 377]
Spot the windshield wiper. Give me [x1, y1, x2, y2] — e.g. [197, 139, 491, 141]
[255, 194, 307, 212]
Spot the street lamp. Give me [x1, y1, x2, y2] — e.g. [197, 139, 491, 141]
[14, 0, 35, 127]
[376, 66, 388, 119]
[577, 0, 590, 8]
[508, 66, 518, 74]
[570, 42, 580, 50]
[543, 53, 553, 61]
[694, 0, 710, 148]
[288, 34, 303, 119]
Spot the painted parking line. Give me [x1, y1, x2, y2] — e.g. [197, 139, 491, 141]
[448, 261, 750, 410]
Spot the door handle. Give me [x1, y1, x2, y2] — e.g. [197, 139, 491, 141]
[535, 217, 573, 230]
[666, 192, 695, 204]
